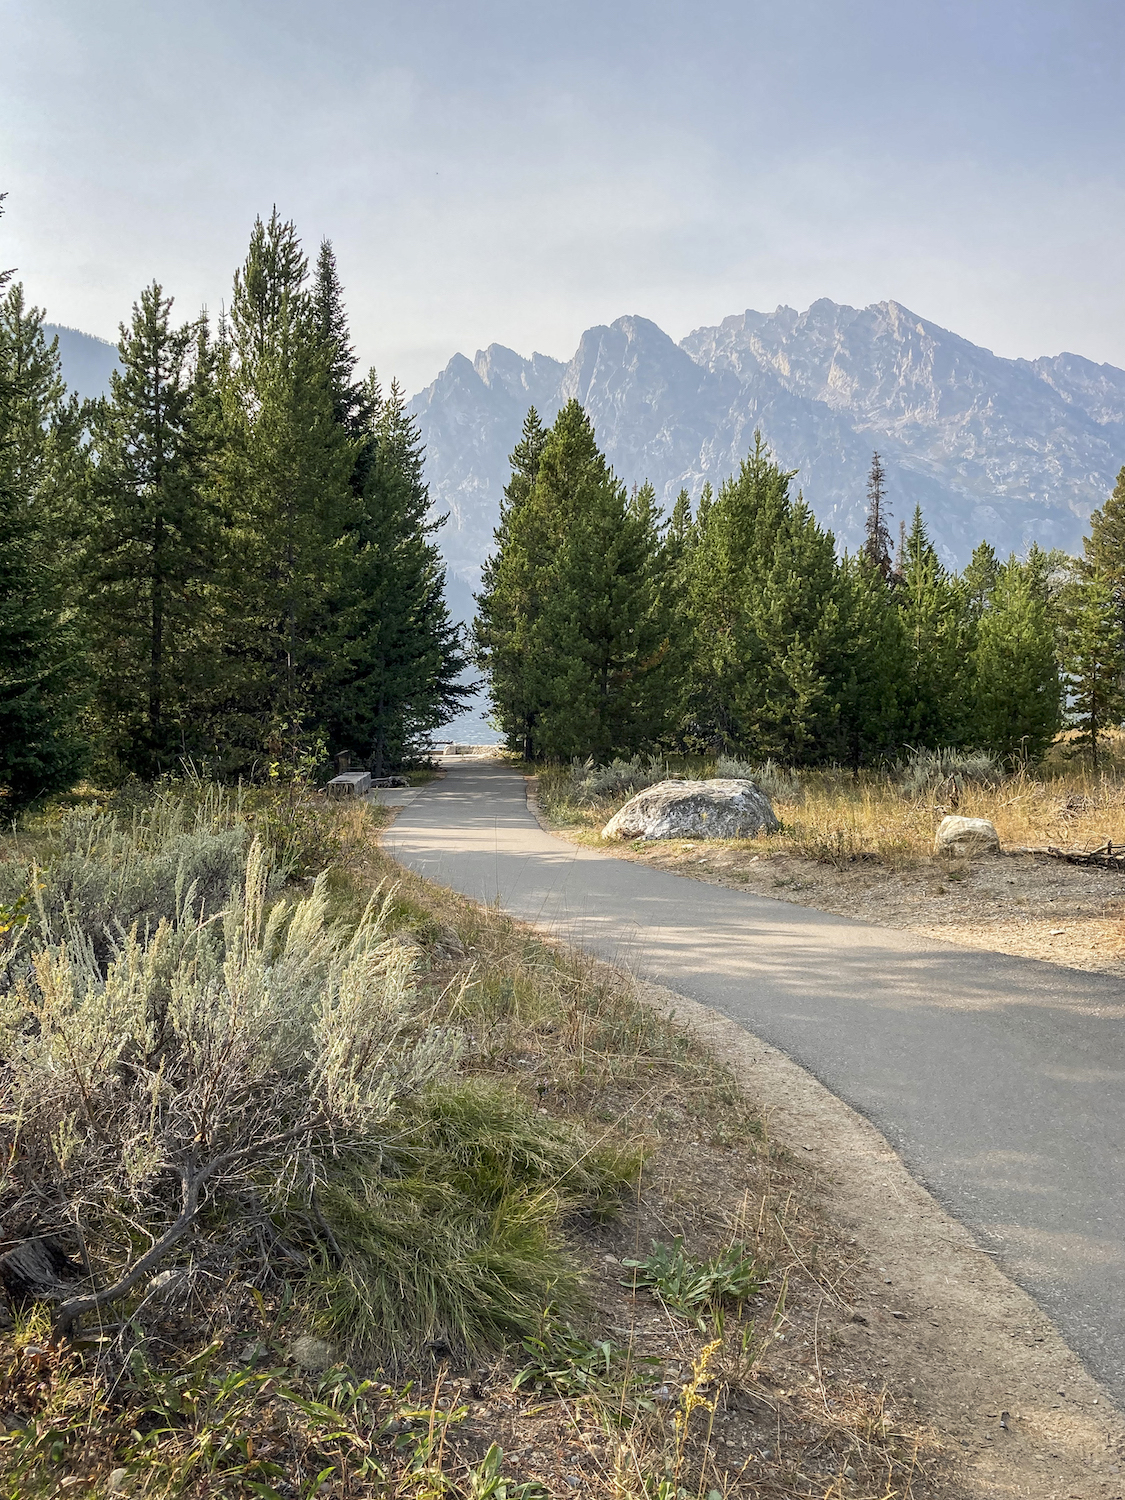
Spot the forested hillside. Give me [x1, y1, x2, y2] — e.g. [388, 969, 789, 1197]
[475, 402, 1125, 767]
[0, 206, 467, 809]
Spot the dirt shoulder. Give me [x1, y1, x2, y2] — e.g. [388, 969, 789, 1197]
[633, 976, 1125, 1499]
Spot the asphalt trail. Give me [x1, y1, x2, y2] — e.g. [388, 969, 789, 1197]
[387, 760, 1125, 1400]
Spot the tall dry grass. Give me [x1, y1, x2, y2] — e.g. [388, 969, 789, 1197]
[538, 738, 1125, 867]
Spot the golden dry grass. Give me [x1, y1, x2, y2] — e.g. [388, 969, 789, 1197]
[539, 735, 1125, 871]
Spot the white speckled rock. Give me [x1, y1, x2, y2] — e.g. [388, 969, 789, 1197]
[602, 779, 779, 842]
[289, 1334, 338, 1372]
[934, 815, 1000, 857]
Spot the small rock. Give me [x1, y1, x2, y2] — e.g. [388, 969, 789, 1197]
[934, 815, 1000, 857]
[289, 1334, 337, 1372]
[148, 1268, 184, 1298]
[107, 1471, 130, 1494]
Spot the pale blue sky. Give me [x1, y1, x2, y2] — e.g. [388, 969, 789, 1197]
[3, 0, 1123, 390]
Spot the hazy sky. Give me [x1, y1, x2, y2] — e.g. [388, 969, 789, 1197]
[3, 0, 1123, 392]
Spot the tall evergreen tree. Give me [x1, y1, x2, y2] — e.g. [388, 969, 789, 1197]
[0, 269, 87, 809]
[313, 237, 368, 434]
[475, 402, 671, 759]
[328, 378, 468, 772]
[474, 407, 552, 757]
[531, 407, 671, 758]
[655, 487, 698, 743]
[1063, 574, 1125, 764]
[84, 283, 213, 775]
[896, 507, 971, 748]
[689, 433, 840, 761]
[963, 540, 1001, 616]
[217, 211, 354, 764]
[833, 553, 906, 769]
[971, 556, 1060, 760]
[863, 450, 893, 580]
[1084, 466, 1125, 601]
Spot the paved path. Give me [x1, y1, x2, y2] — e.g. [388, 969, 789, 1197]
[387, 760, 1125, 1401]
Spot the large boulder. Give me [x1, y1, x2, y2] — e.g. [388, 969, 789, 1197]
[934, 815, 1000, 857]
[602, 778, 779, 842]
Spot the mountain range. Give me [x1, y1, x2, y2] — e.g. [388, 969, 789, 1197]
[48, 301, 1125, 649]
[410, 298, 1125, 624]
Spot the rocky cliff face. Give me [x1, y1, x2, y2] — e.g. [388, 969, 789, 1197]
[410, 298, 1125, 608]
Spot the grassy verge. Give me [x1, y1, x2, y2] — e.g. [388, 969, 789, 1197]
[535, 739, 1125, 869]
[0, 782, 943, 1498]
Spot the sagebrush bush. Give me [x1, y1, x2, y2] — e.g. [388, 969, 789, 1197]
[0, 786, 638, 1361]
[0, 786, 257, 983]
[0, 826, 457, 1334]
[567, 755, 668, 804]
[897, 747, 1002, 798]
[715, 756, 803, 802]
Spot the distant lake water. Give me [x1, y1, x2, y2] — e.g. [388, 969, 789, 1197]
[434, 680, 501, 748]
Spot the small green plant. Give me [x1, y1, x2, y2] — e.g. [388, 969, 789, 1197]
[514, 1316, 659, 1416]
[623, 1238, 760, 1325]
[465, 1444, 549, 1500]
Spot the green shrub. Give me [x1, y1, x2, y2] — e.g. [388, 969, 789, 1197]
[0, 823, 457, 1339]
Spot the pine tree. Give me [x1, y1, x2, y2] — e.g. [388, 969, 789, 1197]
[689, 433, 840, 761]
[84, 283, 213, 775]
[531, 406, 671, 758]
[217, 211, 355, 765]
[833, 554, 906, 769]
[896, 507, 971, 748]
[688, 435, 791, 749]
[654, 488, 697, 743]
[963, 540, 1001, 616]
[971, 557, 1060, 761]
[1064, 574, 1125, 765]
[475, 403, 671, 759]
[328, 378, 468, 772]
[1084, 466, 1125, 598]
[313, 238, 368, 434]
[0, 274, 87, 808]
[474, 408, 552, 757]
[864, 451, 893, 579]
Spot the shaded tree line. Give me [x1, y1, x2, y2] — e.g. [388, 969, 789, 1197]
[0, 206, 466, 809]
[476, 403, 1125, 766]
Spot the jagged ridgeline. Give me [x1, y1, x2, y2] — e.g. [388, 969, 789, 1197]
[474, 402, 1125, 768]
[0, 207, 469, 807]
[413, 304, 1125, 597]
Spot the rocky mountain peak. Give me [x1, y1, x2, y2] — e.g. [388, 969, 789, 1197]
[409, 297, 1125, 622]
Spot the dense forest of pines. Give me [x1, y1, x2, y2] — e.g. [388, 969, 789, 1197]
[475, 400, 1125, 768]
[0, 205, 467, 810]
[6, 194, 1125, 813]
